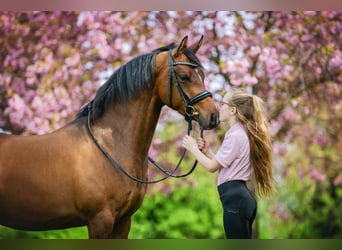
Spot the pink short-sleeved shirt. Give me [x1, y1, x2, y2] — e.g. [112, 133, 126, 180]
[215, 123, 252, 186]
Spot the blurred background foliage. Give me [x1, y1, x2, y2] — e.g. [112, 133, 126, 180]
[0, 11, 341, 238]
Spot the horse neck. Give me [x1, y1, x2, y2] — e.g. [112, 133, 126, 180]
[91, 91, 163, 158]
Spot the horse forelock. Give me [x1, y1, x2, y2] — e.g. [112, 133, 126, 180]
[183, 47, 204, 69]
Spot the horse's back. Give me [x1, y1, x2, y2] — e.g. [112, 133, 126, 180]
[0, 131, 71, 171]
[0, 132, 13, 149]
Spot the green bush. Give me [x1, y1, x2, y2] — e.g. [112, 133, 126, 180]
[0, 225, 87, 239]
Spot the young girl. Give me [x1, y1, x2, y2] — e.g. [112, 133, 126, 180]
[182, 87, 273, 239]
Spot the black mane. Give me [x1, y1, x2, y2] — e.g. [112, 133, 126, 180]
[76, 42, 203, 120]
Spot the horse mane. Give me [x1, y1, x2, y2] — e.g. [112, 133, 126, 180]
[76, 42, 203, 120]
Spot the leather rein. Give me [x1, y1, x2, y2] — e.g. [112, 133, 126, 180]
[87, 49, 212, 184]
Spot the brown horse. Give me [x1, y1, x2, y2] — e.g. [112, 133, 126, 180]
[0, 36, 219, 238]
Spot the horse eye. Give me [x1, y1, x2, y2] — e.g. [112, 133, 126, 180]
[179, 75, 190, 82]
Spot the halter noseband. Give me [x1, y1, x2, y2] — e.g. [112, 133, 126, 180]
[167, 50, 213, 122]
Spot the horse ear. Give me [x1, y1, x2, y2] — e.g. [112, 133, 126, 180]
[175, 35, 188, 57]
[189, 35, 204, 54]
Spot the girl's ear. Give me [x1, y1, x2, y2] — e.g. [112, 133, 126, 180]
[231, 107, 237, 114]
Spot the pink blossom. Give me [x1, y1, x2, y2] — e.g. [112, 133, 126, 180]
[5, 94, 32, 127]
[224, 59, 250, 75]
[316, 134, 328, 148]
[277, 203, 288, 221]
[333, 176, 342, 186]
[249, 46, 261, 57]
[230, 78, 242, 86]
[281, 106, 301, 123]
[265, 59, 281, 74]
[82, 81, 97, 97]
[27, 117, 51, 135]
[224, 60, 236, 74]
[235, 58, 250, 74]
[314, 67, 322, 75]
[26, 76, 37, 86]
[81, 12, 95, 29]
[329, 50, 342, 68]
[11, 77, 26, 94]
[98, 46, 111, 60]
[283, 65, 294, 75]
[243, 74, 258, 86]
[148, 143, 160, 160]
[309, 165, 326, 182]
[273, 142, 288, 157]
[65, 52, 80, 67]
[303, 11, 317, 16]
[31, 95, 44, 111]
[269, 121, 281, 136]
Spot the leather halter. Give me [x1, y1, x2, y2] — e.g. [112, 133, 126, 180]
[167, 50, 213, 122]
[87, 49, 213, 184]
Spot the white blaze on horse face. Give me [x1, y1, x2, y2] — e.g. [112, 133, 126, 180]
[195, 68, 203, 83]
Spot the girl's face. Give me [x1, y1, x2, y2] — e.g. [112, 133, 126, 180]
[219, 93, 236, 125]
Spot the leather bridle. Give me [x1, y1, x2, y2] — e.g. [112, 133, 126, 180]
[88, 49, 213, 184]
[167, 50, 213, 123]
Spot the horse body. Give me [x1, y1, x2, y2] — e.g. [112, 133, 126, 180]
[0, 88, 158, 238]
[0, 36, 219, 238]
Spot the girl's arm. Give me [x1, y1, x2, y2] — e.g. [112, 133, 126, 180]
[182, 135, 221, 173]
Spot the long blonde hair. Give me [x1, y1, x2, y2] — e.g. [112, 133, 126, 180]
[227, 88, 273, 197]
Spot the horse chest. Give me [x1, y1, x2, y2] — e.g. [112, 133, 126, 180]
[112, 179, 147, 215]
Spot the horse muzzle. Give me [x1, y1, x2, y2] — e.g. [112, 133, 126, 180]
[199, 112, 220, 130]
[185, 106, 220, 130]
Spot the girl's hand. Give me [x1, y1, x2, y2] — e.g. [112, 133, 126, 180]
[197, 138, 209, 154]
[182, 135, 198, 153]
[183, 135, 220, 173]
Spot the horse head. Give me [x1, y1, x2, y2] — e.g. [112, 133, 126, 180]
[155, 36, 219, 130]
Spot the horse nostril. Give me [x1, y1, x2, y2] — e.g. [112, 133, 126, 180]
[210, 113, 219, 128]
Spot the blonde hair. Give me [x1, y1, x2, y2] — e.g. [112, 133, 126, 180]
[227, 88, 273, 197]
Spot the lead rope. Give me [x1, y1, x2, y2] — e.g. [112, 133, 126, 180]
[87, 107, 200, 184]
[147, 118, 203, 178]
